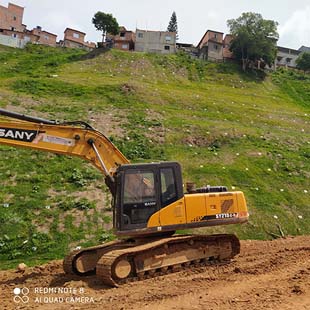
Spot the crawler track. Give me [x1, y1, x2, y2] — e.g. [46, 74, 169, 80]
[63, 240, 130, 276]
[96, 234, 240, 286]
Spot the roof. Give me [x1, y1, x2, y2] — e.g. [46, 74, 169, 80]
[197, 29, 224, 48]
[176, 43, 194, 47]
[0, 28, 40, 38]
[277, 46, 301, 55]
[136, 28, 176, 35]
[206, 29, 224, 34]
[64, 28, 86, 35]
[298, 45, 310, 52]
[31, 28, 57, 37]
[40, 30, 57, 37]
[8, 2, 24, 9]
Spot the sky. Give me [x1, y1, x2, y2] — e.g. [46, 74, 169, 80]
[1, 0, 310, 49]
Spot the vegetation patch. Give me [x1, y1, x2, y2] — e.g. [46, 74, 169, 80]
[0, 46, 309, 268]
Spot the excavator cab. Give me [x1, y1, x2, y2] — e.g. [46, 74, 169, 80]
[114, 162, 183, 234]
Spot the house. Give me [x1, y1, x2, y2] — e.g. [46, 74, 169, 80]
[60, 28, 96, 50]
[176, 42, 198, 57]
[223, 34, 234, 60]
[134, 29, 176, 54]
[0, 2, 27, 47]
[0, 2, 25, 33]
[30, 26, 57, 46]
[275, 46, 301, 68]
[107, 26, 135, 51]
[298, 46, 310, 53]
[0, 2, 57, 48]
[197, 30, 224, 61]
[0, 27, 38, 42]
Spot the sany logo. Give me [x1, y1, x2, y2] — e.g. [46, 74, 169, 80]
[13, 287, 30, 303]
[0, 128, 41, 142]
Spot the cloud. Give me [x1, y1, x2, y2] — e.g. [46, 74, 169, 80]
[278, 6, 310, 48]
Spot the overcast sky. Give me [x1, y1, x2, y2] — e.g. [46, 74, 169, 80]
[1, 0, 310, 49]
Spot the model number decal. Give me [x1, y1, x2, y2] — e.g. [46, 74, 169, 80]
[199, 213, 239, 221]
[42, 134, 75, 146]
[216, 213, 238, 219]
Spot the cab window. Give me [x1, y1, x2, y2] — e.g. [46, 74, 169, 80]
[123, 171, 155, 204]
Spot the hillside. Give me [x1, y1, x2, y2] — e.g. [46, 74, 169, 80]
[0, 44, 309, 269]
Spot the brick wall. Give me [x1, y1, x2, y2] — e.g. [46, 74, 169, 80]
[0, 3, 24, 32]
[198, 30, 223, 49]
[110, 27, 135, 51]
[223, 34, 234, 59]
[64, 28, 86, 44]
[31, 27, 57, 46]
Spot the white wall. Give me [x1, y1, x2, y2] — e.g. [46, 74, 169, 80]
[135, 30, 176, 54]
[0, 34, 27, 48]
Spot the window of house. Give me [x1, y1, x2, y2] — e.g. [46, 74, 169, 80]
[120, 32, 125, 37]
[214, 33, 217, 39]
[138, 32, 143, 38]
[73, 33, 80, 39]
[11, 27, 15, 31]
[214, 44, 218, 50]
[12, 33, 18, 38]
[165, 35, 171, 42]
[122, 44, 128, 49]
[44, 35, 49, 40]
[286, 57, 292, 63]
[13, 16, 17, 21]
[164, 45, 170, 50]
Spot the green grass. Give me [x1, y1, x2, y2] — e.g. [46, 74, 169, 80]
[0, 44, 309, 269]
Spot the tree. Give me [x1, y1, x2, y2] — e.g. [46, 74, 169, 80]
[167, 11, 178, 40]
[227, 12, 279, 71]
[296, 52, 310, 73]
[92, 11, 119, 42]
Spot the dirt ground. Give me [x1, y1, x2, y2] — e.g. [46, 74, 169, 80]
[0, 235, 309, 310]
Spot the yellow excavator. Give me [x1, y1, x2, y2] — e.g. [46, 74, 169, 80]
[0, 108, 248, 286]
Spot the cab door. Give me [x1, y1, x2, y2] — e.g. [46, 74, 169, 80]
[158, 167, 187, 226]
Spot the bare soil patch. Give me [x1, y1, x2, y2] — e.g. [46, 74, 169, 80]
[1, 235, 309, 309]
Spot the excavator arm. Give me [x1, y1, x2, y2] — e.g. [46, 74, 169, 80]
[0, 109, 129, 193]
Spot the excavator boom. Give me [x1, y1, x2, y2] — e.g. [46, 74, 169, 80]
[0, 109, 129, 184]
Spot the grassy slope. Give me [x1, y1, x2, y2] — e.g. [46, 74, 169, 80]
[0, 45, 309, 269]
